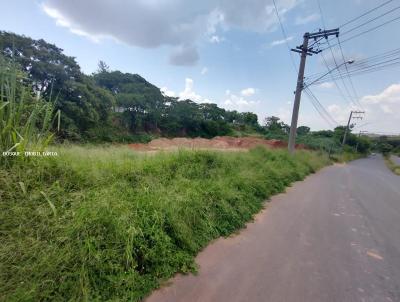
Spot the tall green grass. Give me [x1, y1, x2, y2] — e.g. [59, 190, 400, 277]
[0, 57, 59, 165]
[0, 146, 330, 301]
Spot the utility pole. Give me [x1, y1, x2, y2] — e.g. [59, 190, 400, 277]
[288, 28, 340, 154]
[288, 33, 309, 154]
[355, 131, 368, 152]
[342, 110, 365, 148]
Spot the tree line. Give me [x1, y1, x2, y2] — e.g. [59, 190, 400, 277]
[0, 31, 260, 142]
[0, 30, 378, 154]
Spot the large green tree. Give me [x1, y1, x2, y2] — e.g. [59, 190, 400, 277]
[0, 31, 114, 140]
[93, 68, 165, 132]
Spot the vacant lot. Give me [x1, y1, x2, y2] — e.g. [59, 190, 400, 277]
[1, 146, 329, 301]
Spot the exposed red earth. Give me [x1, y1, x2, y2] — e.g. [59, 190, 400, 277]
[128, 136, 305, 151]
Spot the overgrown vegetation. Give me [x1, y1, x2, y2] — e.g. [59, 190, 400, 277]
[384, 155, 400, 175]
[0, 146, 330, 301]
[372, 135, 400, 155]
[262, 116, 372, 156]
[0, 56, 59, 165]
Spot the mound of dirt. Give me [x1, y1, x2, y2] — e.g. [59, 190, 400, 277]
[128, 136, 297, 152]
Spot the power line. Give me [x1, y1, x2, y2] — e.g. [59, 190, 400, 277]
[310, 63, 400, 82]
[327, 62, 400, 80]
[311, 57, 400, 82]
[272, 0, 298, 72]
[315, 0, 359, 109]
[306, 47, 400, 80]
[320, 52, 353, 106]
[337, 37, 363, 108]
[305, 87, 338, 127]
[339, 0, 395, 28]
[341, 5, 400, 36]
[352, 47, 400, 65]
[326, 39, 359, 107]
[304, 90, 335, 127]
[320, 15, 400, 50]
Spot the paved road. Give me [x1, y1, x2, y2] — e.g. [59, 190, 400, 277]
[147, 155, 400, 302]
[391, 155, 400, 166]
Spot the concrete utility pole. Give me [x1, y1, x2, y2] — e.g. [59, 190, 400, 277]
[288, 34, 309, 154]
[288, 28, 340, 154]
[355, 131, 368, 152]
[342, 110, 365, 148]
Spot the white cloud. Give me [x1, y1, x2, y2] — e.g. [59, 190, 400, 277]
[295, 13, 320, 25]
[160, 87, 176, 97]
[270, 36, 293, 47]
[325, 83, 400, 132]
[209, 35, 224, 43]
[362, 83, 400, 106]
[42, 0, 301, 65]
[318, 82, 334, 89]
[223, 90, 259, 111]
[219, 0, 299, 32]
[241, 87, 256, 97]
[201, 67, 208, 75]
[327, 103, 353, 124]
[179, 78, 208, 103]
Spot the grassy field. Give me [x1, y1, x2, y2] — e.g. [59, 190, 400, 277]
[1, 146, 330, 301]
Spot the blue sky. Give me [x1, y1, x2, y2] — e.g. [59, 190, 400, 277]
[1, 0, 399, 133]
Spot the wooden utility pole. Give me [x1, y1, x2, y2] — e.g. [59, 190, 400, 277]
[288, 28, 339, 154]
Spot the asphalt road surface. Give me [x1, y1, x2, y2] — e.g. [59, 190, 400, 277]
[147, 155, 400, 302]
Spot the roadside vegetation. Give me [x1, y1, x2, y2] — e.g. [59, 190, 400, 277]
[371, 135, 400, 175]
[0, 30, 375, 301]
[1, 146, 330, 301]
[373, 135, 400, 156]
[384, 156, 400, 175]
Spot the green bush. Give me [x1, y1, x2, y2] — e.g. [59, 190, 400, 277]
[0, 146, 330, 301]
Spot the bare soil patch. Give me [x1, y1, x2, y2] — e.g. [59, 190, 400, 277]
[128, 136, 301, 152]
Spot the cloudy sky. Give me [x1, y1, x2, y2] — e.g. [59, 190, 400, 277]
[2, 0, 400, 133]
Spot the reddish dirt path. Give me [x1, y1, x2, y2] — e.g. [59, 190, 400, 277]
[128, 136, 299, 152]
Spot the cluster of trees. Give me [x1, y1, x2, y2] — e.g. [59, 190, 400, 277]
[262, 115, 372, 154]
[0, 31, 375, 154]
[373, 136, 400, 155]
[0, 31, 115, 141]
[0, 31, 259, 142]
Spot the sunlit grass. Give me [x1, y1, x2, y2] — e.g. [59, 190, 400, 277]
[0, 146, 330, 301]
